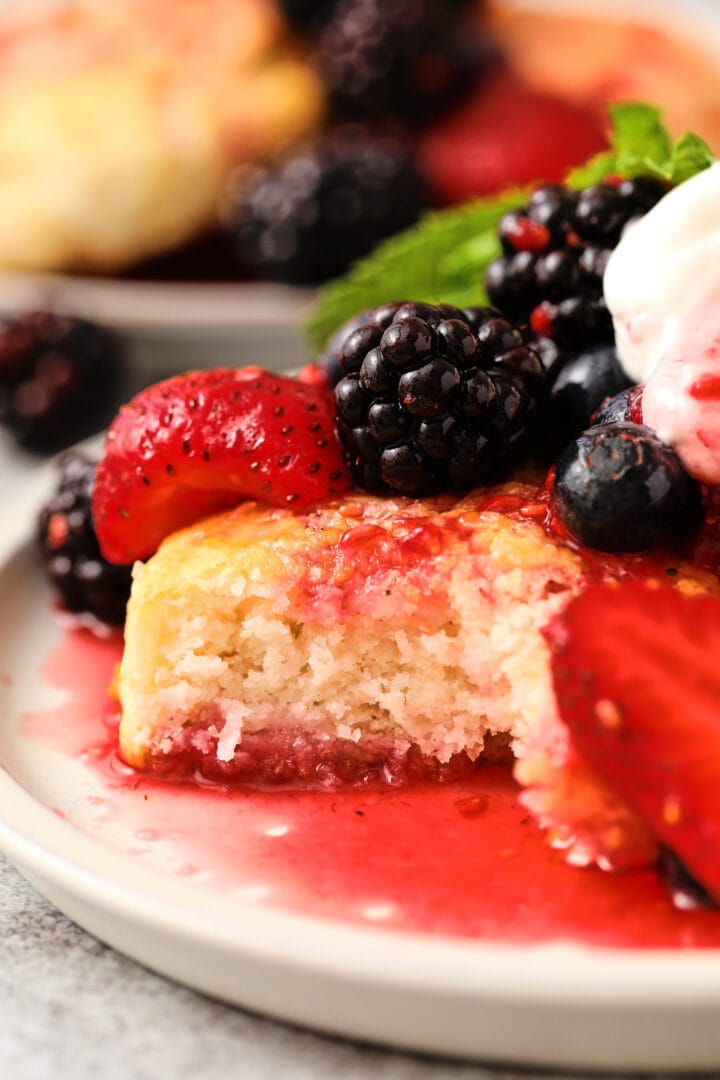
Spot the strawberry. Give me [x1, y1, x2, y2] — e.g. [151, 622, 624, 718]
[547, 581, 720, 901]
[92, 367, 351, 564]
[296, 362, 329, 388]
[417, 69, 607, 206]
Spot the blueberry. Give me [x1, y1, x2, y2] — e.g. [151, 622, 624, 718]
[553, 423, 702, 552]
[545, 344, 633, 449]
[593, 384, 644, 426]
[318, 352, 344, 388]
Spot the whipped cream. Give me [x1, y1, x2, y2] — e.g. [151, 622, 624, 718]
[604, 162, 720, 483]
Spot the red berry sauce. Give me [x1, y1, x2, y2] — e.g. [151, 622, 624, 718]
[138, 714, 487, 788]
[20, 623, 720, 949]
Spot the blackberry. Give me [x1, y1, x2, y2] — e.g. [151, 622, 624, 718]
[0, 312, 123, 452]
[333, 301, 543, 495]
[317, 309, 373, 387]
[38, 452, 132, 626]
[229, 127, 428, 284]
[316, 0, 489, 121]
[486, 178, 667, 353]
[552, 423, 701, 553]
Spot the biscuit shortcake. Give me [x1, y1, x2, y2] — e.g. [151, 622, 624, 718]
[118, 485, 577, 780]
[0, 0, 321, 272]
[117, 484, 713, 790]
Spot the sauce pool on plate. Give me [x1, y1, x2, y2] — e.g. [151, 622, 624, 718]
[20, 622, 720, 949]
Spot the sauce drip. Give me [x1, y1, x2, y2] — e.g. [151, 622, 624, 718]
[20, 624, 720, 949]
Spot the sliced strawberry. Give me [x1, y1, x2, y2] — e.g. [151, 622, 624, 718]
[417, 69, 607, 205]
[92, 367, 350, 564]
[296, 362, 329, 388]
[547, 581, 720, 901]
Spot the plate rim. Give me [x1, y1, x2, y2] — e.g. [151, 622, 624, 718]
[0, 272, 314, 332]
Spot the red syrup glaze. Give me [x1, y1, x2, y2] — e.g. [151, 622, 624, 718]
[478, 480, 717, 585]
[288, 482, 706, 640]
[22, 623, 720, 949]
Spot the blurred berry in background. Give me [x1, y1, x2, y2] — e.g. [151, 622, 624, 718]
[0, 313, 124, 452]
[315, 0, 491, 121]
[228, 125, 429, 284]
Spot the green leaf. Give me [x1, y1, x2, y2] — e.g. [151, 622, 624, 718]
[570, 103, 717, 186]
[305, 188, 527, 352]
[610, 101, 672, 175]
[667, 131, 716, 185]
[565, 149, 617, 190]
[306, 101, 717, 351]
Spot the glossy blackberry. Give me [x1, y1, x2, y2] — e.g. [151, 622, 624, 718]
[552, 423, 701, 552]
[0, 313, 123, 452]
[333, 302, 543, 495]
[316, 310, 373, 387]
[316, 0, 489, 120]
[229, 127, 428, 284]
[543, 344, 633, 452]
[38, 452, 132, 625]
[486, 177, 667, 353]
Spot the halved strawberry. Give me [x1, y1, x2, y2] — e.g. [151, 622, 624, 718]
[547, 581, 720, 901]
[92, 367, 350, 564]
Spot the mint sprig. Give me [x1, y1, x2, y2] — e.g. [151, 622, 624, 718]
[305, 189, 527, 351]
[306, 103, 716, 351]
[567, 102, 715, 188]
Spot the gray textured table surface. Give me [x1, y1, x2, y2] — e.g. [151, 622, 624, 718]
[2, 856, 515, 1080]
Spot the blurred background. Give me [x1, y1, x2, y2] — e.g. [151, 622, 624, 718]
[0, 0, 718, 471]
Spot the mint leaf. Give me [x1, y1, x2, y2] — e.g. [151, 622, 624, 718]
[305, 188, 527, 351]
[570, 103, 716, 187]
[566, 150, 616, 190]
[667, 131, 716, 185]
[306, 101, 716, 351]
[611, 102, 672, 176]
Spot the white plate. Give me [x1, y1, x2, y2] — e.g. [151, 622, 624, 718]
[503, 0, 720, 59]
[2, 454, 720, 1072]
[0, 272, 315, 385]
